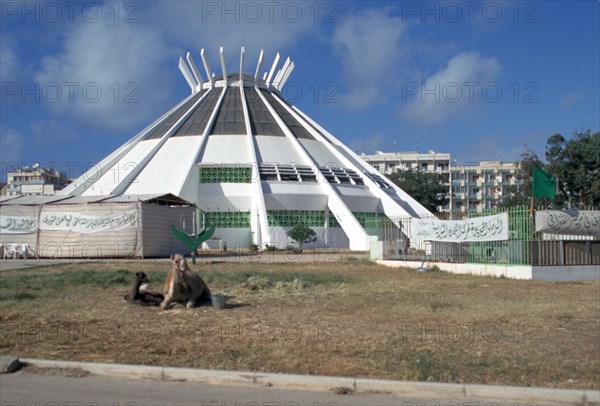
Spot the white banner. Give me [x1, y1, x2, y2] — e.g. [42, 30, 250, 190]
[413, 213, 509, 242]
[535, 210, 600, 236]
[0, 216, 38, 234]
[40, 210, 138, 234]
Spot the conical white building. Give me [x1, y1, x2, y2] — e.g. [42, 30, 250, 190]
[60, 47, 431, 250]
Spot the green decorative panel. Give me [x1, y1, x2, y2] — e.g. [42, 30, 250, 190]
[328, 214, 340, 228]
[267, 210, 325, 227]
[205, 211, 251, 228]
[353, 212, 384, 228]
[199, 166, 252, 183]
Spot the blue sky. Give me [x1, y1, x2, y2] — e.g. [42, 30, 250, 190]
[1, 1, 598, 180]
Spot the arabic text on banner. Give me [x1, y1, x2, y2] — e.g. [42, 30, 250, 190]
[535, 210, 600, 236]
[39, 210, 138, 234]
[0, 216, 38, 234]
[413, 213, 509, 242]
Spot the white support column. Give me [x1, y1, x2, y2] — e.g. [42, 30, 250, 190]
[178, 56, 197, 93]
[239, 46, 245, 84]
[288, 101, 431, 219]
[220, 46, 227, 87]
[273, 57, 291, 89]
[240, 86, 271, 247]
[278, 62, 294, 90]
[254, 49, 265, 83]
[186, 51, 204, 91]
[265, 52, 280, 87]
[256, 89, 369, 251]
[200, 48, 214, 87]
[272, 69, 283, 89]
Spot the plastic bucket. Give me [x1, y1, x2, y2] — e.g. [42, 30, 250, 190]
[212, 294, 225, 309]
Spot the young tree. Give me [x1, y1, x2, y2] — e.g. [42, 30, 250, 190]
[286, 223, 317, 253]
[386, 169, 449, 213]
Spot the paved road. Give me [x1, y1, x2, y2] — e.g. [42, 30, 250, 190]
[0, 369, 569, 406]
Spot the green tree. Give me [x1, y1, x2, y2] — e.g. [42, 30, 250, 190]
[545, 129, 600, 207]
[286, 223, 317, 253]
[386, 169, 448, 213]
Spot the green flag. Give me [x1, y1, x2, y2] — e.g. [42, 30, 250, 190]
[532, 167, 556, 198]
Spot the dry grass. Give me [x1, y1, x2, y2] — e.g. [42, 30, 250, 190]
[0, 259, 598, 389]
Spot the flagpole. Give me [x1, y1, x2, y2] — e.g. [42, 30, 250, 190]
[529, 196, 535, 245]
[530, 196, 534, 216]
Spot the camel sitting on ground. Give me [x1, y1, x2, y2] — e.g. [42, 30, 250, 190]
[124, 271, 164, 306]
[161, 254, 211, 309]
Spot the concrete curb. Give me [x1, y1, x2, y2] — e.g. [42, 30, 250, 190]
[20, 358, 599, 404]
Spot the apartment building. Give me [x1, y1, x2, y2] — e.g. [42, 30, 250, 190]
[449, 161, 521, 212]
[359, 150, 451, 175]
[1, 164, 70, 196]
[360, 151, 521, 213]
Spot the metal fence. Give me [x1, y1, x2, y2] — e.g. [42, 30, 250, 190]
[367, 206, 600, 266]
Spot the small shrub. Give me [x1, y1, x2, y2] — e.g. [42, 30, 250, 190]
[286, 223, 316, 253]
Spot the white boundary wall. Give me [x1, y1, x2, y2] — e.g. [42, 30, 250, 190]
[376, 260, 600, 281]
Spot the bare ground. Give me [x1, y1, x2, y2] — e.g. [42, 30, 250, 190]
[0, 259, 598, 389]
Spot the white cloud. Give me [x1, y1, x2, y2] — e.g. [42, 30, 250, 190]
[330, 8, 409, 109]
[31, 2, 320, 133]
[398, 51, 501, 125]
[0, 35, 21, 82]
[34, 3, 175, 132]
[559, 91, 585, 111]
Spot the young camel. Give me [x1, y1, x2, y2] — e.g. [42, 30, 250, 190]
[124, 271, 164, 306]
